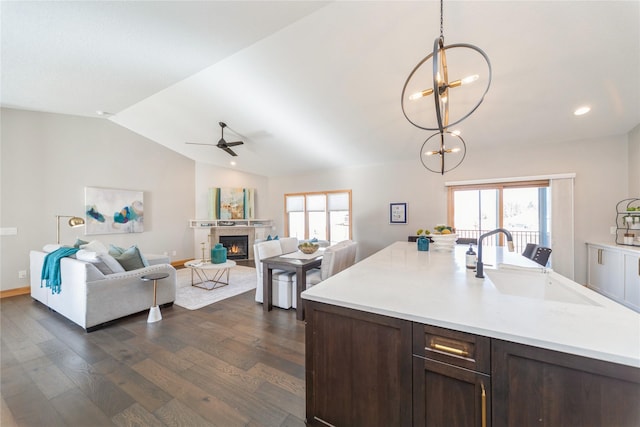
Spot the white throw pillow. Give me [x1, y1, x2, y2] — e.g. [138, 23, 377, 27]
[80, 240, 109, 254]
[76, 249, 100, 262]
[98, 253, 125, 274]
[76, 249, 124, 275]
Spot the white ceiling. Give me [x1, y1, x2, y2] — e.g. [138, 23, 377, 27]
[2, 1, 639, 177]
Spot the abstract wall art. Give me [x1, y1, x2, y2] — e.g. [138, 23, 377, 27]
[208, 188, 255, 220]
[85, 187, 144, 235]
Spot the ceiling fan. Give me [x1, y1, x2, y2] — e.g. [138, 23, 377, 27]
[186, 122, 244, 156]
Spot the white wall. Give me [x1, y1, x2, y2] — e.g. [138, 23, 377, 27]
[0, 108, 196, 291]
[629, 123, 640, 197]
[268, 133, 630, 285]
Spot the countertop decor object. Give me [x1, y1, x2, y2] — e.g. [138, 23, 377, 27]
[430, 233, 458, 251]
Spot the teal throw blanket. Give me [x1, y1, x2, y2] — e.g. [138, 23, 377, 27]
[41, 247, 79, 294]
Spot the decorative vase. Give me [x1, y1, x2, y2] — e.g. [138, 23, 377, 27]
[417, 236, 430, 251]
[211, 243, 227, 264]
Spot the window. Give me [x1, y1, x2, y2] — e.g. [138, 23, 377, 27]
[448, 180, 550, 253]
[285, 190, 352, 243]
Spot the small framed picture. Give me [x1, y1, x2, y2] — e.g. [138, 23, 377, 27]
[390, 202, 407, 224]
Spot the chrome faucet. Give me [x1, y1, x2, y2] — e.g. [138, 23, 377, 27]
[475, 228, 515, 278]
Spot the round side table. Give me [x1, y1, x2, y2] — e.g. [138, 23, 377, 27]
[141, 272, 169, 323]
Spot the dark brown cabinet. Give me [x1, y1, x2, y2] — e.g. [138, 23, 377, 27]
[413, 325, 491, 427]
[492, 339, 640, 427]
[304, 301, 413, 426]
[305, 301, 640, 427]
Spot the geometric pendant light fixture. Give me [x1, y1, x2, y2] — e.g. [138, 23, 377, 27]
[420, 131, 467, 174]
[401, 0, 491, 173]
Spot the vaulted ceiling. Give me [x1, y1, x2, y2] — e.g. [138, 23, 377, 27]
[2, 1, 639, 177]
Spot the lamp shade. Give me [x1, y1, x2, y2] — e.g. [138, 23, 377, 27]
[56, 215, 85, 244]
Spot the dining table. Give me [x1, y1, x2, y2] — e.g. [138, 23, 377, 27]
[262, 250, 323, 320]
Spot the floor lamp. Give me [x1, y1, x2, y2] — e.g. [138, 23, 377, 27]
[56, 215, 85, 244]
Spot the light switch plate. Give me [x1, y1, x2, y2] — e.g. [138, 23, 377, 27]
[0, 227, 17, 236]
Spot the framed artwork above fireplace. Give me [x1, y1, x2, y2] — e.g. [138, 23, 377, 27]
[208, 187, 255, 220]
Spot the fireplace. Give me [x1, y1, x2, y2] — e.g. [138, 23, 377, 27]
[211, 226, 255, 261]
[219, 235, 249, 260]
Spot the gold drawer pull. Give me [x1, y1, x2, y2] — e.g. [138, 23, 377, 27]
[430, 343, 469, 357]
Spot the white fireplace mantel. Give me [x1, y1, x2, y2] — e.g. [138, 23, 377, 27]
[194, 219, 273, 261]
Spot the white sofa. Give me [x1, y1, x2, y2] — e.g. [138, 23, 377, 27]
[30, 249, 176, 331]
[253, 237, 299, 309]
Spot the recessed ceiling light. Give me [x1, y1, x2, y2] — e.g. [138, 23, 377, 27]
[230, 161, 237, 166]
[574, 106, 591, 116]
[96, 110, 113, 116]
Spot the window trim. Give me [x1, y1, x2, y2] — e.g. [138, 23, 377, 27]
[447, 179, 549, 227]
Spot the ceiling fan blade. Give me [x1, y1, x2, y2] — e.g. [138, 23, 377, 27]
[225, 141, 243, 147]
[221, 146, 238, 156]
[186, 142, 216, 146]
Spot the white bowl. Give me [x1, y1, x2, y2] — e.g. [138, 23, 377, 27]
[430, 233, 458, 251]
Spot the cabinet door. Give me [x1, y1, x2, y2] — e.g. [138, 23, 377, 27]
[414, 357, 490, 427]
[305, 301, 413, 427]
[587, 245, 624, 301]
[624, 253, 640, 311]
[492, 339, 640, 427]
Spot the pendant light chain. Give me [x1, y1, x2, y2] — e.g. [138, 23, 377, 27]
[439, 0, 444, 40]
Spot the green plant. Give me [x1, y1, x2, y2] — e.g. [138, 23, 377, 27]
[416, 229, 431, 236]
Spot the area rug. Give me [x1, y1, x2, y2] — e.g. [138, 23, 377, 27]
[174, 265, 257, 310]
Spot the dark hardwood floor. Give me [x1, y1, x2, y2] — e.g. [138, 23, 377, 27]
[1, 289, 306, 426]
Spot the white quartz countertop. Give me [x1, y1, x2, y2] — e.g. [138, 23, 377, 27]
[302, 242, 640, 368]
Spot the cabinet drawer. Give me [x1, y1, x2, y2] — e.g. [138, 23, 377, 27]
[413, 324, 490, 374]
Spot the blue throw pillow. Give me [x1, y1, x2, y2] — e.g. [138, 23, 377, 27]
[113, 246, 146, 271]
[73, 238, 89, 248]
[266, 235, 272, 241]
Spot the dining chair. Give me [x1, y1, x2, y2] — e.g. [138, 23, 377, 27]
[304, 241, 356, 288]
[522, 243, 538, 259]
[253, 240, 295, 309]
[531, 246, 552, 266]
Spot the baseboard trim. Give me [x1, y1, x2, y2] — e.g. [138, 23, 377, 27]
[1, 286, 30, 299]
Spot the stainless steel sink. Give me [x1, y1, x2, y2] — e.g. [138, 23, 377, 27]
[486, 268, 600, 306]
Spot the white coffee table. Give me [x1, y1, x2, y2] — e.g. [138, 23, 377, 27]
[183, 259, 236, 290]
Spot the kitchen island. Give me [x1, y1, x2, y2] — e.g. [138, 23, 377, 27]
[302, 242, 640, 426]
